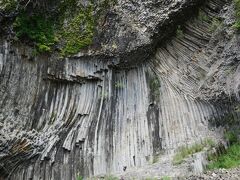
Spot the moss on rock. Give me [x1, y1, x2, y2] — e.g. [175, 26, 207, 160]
[234, 0, 240, 30]
[7, 0, 115, 56]
[59, 4, 95, 56]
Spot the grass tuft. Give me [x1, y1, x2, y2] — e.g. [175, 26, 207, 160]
[207, 143, 240, 169]
[104, 175, 119, 180]
[207, 131, 240, 170]
[173, 138, 215, 165]
[76, 175, 83, 180]
[161, 176, 171, 180]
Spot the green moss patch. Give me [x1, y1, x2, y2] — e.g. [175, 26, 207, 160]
[207, 143, 240, 169]
[207, 131, 240, 170]
[233, 0, 240, 30]
[7, 0, 116, 56]
[173, 138, 216, 165]
[59, 5, 95, 56]
[209, 18, 222, 32]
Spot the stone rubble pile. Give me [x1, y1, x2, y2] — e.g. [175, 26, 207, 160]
[186, 168, 240, 180]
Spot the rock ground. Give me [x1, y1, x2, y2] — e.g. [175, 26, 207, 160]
[186, 168, 240, 180]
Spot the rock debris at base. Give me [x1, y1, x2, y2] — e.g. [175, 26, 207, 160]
[186, 168, 240, 180]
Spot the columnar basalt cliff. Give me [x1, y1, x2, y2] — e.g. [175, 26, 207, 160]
[0, 0, 240, 179]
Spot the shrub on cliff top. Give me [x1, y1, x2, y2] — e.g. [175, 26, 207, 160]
[13, 13, 56, 53]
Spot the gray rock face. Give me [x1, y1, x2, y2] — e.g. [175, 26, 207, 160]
[81, 0, 205, 64]
[0, 0, 240, 179]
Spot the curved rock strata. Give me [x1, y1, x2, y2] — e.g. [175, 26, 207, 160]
[0, 0, 240, 179]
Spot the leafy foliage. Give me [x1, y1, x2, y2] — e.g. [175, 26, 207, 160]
[76, 175, 83, 180]
[207, 143, 240, 169]
[0, 0, 17, 12]
[233, 0, 240, 30]
[14, 13, 56, 53]
[207, 130, 240, 170]
[7, 0, 115, 56]
[13, 13, 56, 53]
[224, 131, 238, 145]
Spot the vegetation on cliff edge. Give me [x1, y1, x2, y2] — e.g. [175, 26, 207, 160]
[173, 138, 216, 165]
[234, 0, 240, 30]
[207, 131, 240, 169]
[13, 13, 57, 53]
[0, 0, 115, 56]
